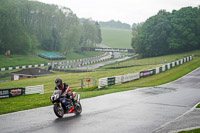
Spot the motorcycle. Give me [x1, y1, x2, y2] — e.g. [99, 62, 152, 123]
[50, 90, 82, 118]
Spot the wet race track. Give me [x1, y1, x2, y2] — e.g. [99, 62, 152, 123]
[0, 67, 200, 133]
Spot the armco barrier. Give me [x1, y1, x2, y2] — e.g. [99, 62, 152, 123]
[108, 77, 115, 86]
[172, 62, 175, 67]
[25, 85, 44, 94]
[140, 70, 152, 78]
[121, 73, 139, 83]
[0, 53, 108, 72]
[0, 85, 44, 99]
[0, 88, 25, 99]
[98, 72, 140, 88]
[98, 56, 193, 88]
[98, 78, 108, 88]
[162, 65, 166, 72]
[0, 63, 49, 72]
[127, 72, 140, 82]
[155, 67, 160, 74]
[115, 76, 122, 84]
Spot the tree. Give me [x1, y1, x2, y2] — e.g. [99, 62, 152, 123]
[131, 6, 200, 57]
[168, 7, 200, 52]
[0, 1, 31, 54]
[132, 10, 171, 57]
[0, 0, 102, 54]
[81, 20, 97, 46]
[95, 22, 102, 44]
[64, 25, 82, 52]
[52, 27, 60, 51]
[99, 20, 131, 29]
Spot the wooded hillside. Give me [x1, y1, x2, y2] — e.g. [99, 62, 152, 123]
[132, 6, 200, 57]
[0, 0, 102, 54]
[99, 20, 131, 29]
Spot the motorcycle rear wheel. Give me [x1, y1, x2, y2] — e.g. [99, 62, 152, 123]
[53, 103, 64, 118]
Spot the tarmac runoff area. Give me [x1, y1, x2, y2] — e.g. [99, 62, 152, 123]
[153, 105, 200, 133]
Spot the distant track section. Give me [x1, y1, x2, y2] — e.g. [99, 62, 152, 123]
[81, 47, 134, 53]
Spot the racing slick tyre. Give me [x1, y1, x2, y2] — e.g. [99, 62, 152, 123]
[53, 103, 64, 118]
[75, 102, 82, 115]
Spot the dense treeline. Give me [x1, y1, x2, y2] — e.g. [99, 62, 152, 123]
[132, 6, 200, 57]
[99, 20, 131, 29]
[0, 0, 102, 54]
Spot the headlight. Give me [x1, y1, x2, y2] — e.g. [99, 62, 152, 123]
[51, 93, 59, 101]
[50, 96, 54, 101]
[55, 94, 59, 100]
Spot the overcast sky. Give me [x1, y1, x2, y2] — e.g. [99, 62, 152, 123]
[37, 0, 200, 25]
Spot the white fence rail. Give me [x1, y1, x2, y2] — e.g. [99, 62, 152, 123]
[98, 56, 193, 88]
[98, 72, 140, 88]
[25, 85, 44, 94]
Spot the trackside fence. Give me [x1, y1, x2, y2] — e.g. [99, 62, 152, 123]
[0, 85, 44, 99]
[0, 53, 108, 71]
[0, 63, 50, 71]
[98, 56, 193, 88]
[25, 85, 44, 94]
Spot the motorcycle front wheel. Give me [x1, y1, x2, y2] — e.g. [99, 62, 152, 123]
[53, 103, 64, 118]
[75, 102, 82, 115]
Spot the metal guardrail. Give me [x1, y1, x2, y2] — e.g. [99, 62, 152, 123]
[98, 56, 193, 88]
[0, 84, 44, 99]
[0, 53, 109, 72]
[25, 85, 44, 94]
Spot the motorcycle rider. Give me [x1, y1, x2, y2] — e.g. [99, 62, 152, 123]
[55, 78, 76, 107]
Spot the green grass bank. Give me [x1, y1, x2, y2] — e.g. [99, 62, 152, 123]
[0, 51, 103, 68]
[101, 27, 132, 49]
[0, 50, 200, 115]
[178, 128, 200, 133]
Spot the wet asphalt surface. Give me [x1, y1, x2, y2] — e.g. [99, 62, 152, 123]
[0, 67, 200, 133]
[154, 107, 200, 133]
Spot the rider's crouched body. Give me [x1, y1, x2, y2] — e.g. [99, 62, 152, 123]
[55, 78, 76, 106]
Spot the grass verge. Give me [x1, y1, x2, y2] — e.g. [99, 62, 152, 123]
[0, 51, 104, 68]
[178, 128, 200, 133]
[110, 57, 200, 88]
[0, 87, 132, 114]
[0, 56, 200, 115]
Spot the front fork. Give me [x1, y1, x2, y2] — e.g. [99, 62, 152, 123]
[77, 94, 80, 103]
[54, 102, 63, 110]
[59, 102, 62, 107]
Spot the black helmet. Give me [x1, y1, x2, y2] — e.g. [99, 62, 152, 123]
[55, 78, 62, 87]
